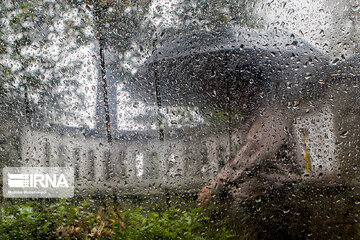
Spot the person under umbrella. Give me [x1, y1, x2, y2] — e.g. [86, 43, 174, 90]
[128, 28, 340, 203]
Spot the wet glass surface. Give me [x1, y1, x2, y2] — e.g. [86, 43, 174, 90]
[0, 0, 359, 239]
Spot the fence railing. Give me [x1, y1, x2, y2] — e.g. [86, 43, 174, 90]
[20, 105, 338, 194]
[20, 126, 231, 193]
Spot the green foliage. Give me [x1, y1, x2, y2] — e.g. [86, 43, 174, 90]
[205, 109, 243, 126]
[178, 0, 259, 30]
[0, 200, 98, 239]
[113, 206, 233, 240]
[0, 199, 234, 240]
[1, 201, 54, 239]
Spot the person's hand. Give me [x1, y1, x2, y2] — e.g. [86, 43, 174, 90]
[198, 185, 213, 206]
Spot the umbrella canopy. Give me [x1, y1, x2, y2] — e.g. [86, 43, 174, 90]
[126, 28, 330, 111]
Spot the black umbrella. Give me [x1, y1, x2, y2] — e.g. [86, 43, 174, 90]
[127, 28, 330, 110]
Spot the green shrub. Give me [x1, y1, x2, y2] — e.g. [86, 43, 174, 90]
[0, 200, 98, 239]
[113, 206, 233, 240]
[0, 199, 234, 240]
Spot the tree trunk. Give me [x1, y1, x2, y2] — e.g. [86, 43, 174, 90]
[94, 2, 112, 143]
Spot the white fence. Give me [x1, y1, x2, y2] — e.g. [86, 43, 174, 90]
[20, 127, 230, 193]
[20, 105, 338, 194]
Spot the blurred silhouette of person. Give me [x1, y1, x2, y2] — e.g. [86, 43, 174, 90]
[198, 103, 304, 204]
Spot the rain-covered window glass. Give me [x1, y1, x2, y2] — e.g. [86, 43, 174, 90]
[0, 0, 359, 239]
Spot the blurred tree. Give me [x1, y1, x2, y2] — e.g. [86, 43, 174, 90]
[0, 0, 95, 126]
